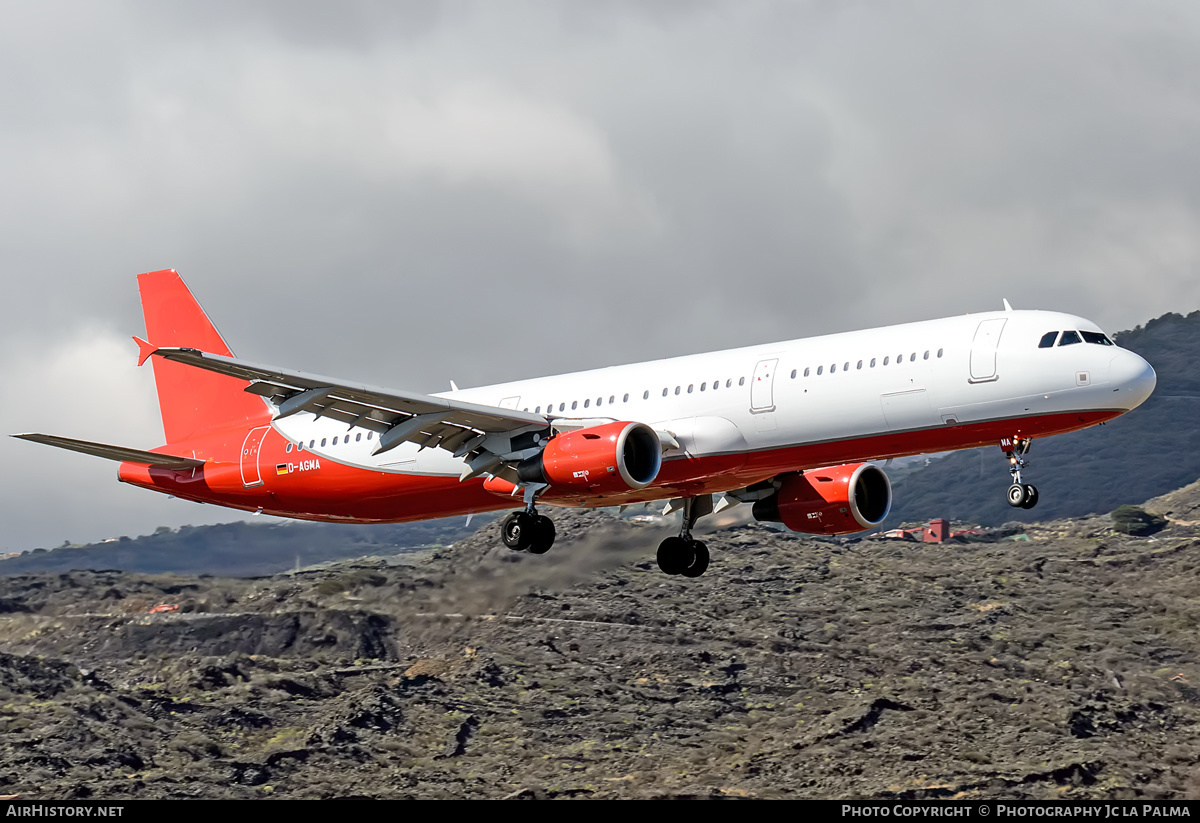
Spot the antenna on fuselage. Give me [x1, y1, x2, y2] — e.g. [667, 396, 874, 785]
[1002, 298, 1014, 311]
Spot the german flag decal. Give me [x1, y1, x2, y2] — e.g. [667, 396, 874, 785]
[276, 464, 289, 476]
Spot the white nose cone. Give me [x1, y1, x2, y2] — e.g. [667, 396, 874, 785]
[1108, 351, 1156, 410]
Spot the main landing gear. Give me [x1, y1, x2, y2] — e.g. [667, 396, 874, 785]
[500, 483, 557, 554]
[656, 495, 712, 578]
[1003, 437, 1039, 510]
[500, 508, 557, 554]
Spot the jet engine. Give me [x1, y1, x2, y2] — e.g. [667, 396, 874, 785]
[517, 421, 661, 494]
[752, 463, 892, 535]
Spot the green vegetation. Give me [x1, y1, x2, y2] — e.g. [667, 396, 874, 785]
[1110, 505, 1168, 536]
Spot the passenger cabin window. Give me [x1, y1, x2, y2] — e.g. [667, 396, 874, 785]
[817, 366, 823, 375]
[1059, 330, 1082, 346]
[937, 348, 944, 358]
[286, 443, 293, 453]
[804, 367, 810, 377]
[884, 356, 889, 366]
[1039, 332, 1058, 348]
[739, 377, 745, 386]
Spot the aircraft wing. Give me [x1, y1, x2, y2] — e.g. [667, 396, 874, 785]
[148, 346, 549, 468]
[11, 433, 204, 470]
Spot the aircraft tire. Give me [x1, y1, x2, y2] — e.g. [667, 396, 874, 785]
[656, 536, 692, 575]
[681, 541, 709, 578]
[1019, 484, 1039, 510]
[1006, 484, 1027, 508]
[501, 512, 533, 551]
[526, 515, 556, 555]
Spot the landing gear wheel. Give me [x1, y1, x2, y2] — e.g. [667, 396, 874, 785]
[656, 536, 693, 576]
[526, 515, 556, 555]
[501, 512, 534, 551]
[1019, 484, 1039, 510]
[1007, 484, 1027, 508]
[681, 541, 709, 578]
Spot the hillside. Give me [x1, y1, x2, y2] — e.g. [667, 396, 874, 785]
[884, 310, 1200, 526]
[1, 488, 1199, 799]
[0, 516, 492, 578]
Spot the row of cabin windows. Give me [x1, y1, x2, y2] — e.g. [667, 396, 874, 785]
[1038, 330, 1114, 348]
[528, 377, 749, 414]
[789, 348, 944, 378]
[282, 346, 949, 450]
[521, 347, 944, 414]
[285, 430, 374, 453]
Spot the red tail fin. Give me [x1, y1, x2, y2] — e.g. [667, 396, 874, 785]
[137, 269, 271, 444]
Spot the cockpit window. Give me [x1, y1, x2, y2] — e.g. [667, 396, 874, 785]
[1038, 332, 1058, 348]
[1080, 331, 1114, 346]
[1058, 330, 1082, 346]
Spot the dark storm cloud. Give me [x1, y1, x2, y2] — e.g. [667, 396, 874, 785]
[3, 1, 1199, 549]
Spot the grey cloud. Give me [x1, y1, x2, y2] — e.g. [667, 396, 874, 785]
[3, 1, 1200, 549]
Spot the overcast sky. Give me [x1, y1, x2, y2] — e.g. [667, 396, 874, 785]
[3, 1, 1199, 550]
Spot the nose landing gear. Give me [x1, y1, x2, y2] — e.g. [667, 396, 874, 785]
[1003, 437, 1039, 509]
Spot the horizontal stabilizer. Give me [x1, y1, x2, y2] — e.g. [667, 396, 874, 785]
[11, 433, 204, 470]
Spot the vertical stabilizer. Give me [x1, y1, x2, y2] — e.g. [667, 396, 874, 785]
[137, 269, 271, 444]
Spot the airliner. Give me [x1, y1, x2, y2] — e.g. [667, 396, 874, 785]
[14, 270, 1156, 578]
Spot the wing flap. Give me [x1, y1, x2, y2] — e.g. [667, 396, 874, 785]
[12, 434, 204, 470]
[150, 347, 548, 456]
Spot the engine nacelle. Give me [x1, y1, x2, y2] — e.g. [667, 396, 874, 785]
[752, 463, 892, 535]
[517, 421, 661, 493]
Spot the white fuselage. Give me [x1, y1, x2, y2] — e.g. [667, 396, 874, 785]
[273, 309, 1155, 488]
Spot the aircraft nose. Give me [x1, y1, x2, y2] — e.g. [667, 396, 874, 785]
[1108, 350, 1156, 410]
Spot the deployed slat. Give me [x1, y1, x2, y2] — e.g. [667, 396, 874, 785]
[151, 347, 548, 456]
[155, 348, 544, 430]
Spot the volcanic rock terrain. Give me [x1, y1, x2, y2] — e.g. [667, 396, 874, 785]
[2, 494, 1200, 799]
